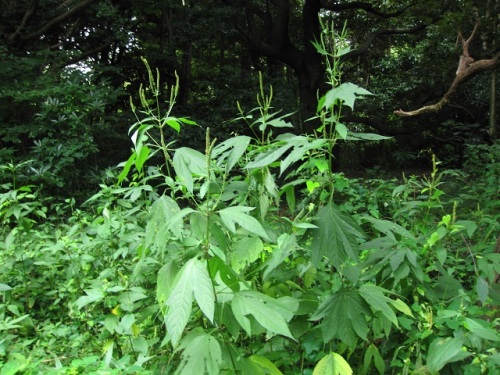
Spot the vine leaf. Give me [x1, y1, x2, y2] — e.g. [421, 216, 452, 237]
[310, 288, 370, 348]
[165, 258, 215, 346]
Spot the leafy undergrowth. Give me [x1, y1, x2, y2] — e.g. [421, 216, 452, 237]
[1, 54, 500, 375]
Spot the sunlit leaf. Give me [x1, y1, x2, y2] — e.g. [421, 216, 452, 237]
[231, 236, 264, 273]
[246, 143, 293, 169]
[313, 352, 353, 375]
[249, 355, 284, 375]
[172, 147, 207, 193]
[157, 261, 180, 306]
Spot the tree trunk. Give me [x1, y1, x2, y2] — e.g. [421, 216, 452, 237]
[489, 70, 498, 140]
[298, 0, 323, 133]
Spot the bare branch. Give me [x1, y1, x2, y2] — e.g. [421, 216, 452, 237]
[14, 0, 97, 42]
[6, 0, 39, 43]
[341, 24, 427, 61]
[455, 21, 480, 75]
[394, 53, 500, 117]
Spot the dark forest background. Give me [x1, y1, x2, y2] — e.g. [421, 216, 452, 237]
[1, 0, 499, 197]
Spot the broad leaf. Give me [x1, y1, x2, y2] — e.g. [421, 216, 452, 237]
[175, 331, 222, 375]
[165, 258, 215, 346]
[246, 142, 293, 169]
[359, 284, 398, 327]
[156, 261, 179, 307]
[362, 216, 415, 242]
[464, 318, 500, 341]
[322, 82, 374, 110]
[313, 352, 353, 375]
[172, 147, 207, 193]
[75, 288, 104, 310]
[145, 195, 181, 249]
[231, 236, 264, 273]
[335, 123, 348, 139]
[249, 355, 284, 375]
[231, 291, 295, 339]
[263, 233, 298, 280]
[212, 136, 251, 174]
[363, 344, 385, 375]
[218, 206, 269, 239]
[311, 201, 365, 268]
[426, 337, 470, 373]
[279, 136, 326, 176]
[310, 288, 370, 347]
[345, 132, 392, 141]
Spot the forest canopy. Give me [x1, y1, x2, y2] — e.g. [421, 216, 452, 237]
[1, 0, 499, 193]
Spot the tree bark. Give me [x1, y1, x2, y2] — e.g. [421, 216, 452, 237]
[489, 70, 498, 140]
[394, 53, 500, 117]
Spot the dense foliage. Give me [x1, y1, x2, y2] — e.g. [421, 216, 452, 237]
[1, 23, 499, 374]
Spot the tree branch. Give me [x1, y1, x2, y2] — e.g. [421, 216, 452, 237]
[394, 53, 500, 117]
[341, 24, 427, 61]
[10, 0, 97, 43]
[7, 0, 39, 43]
[60, 38, 115, 67]
[320, 0, 431, 19]
[455, 21, 479, 75]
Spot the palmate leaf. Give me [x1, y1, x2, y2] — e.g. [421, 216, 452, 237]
[165, 258, 215, 347]
[311, 201, 365, 268]
[231, 291, 296, 339]
[313, 352, 353, 375]
[212, 135, 251, 174]
[278, 135, 326, 176]
[175, 330, 222, 375]
[359, 284, 398, 327]
[310, 288, 370, 348]
[218, 206, 269, 239]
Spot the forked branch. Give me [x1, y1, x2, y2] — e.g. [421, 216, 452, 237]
[394, 22, 500, 117]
